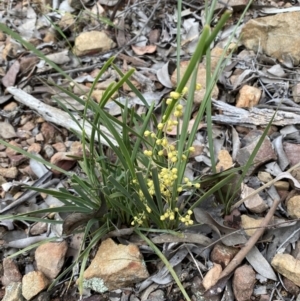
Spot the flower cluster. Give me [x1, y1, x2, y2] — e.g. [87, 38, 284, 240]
[132, 87, 202, 227]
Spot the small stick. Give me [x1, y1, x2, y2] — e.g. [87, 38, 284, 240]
[206, 196, 284, 295]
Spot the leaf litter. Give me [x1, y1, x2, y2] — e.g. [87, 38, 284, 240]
[2, 0, 300, 300]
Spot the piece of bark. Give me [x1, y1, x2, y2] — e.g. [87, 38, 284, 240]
[212, 99, 300, 126]
[7, 87, 117, 147]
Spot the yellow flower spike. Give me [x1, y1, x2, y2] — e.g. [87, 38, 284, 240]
[189, 146, 195, 152]
[158, 150, 164, 156]
[144, 130, 151, 137]
[151, 133, 156, 138]
[194, 183, 201, 189]
[166, 98, 172, 105]
[157, 123, 164, 130]
[182, 87, 188, 94]
[162, 168, 168, 173]
[196, 83, 202, 90]
[176, 104, 183, 111]
[170, 91, 181, 99]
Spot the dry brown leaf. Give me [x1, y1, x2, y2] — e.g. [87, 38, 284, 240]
[131, 44, 157, 55]
[2, 60, 20, 87]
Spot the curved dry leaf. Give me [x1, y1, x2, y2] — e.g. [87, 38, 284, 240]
[156, 61, 173, 88]
[246, 246, 277, 281]
[151, 248, 189, 284]
[2, 60, 20, 87]
[193, 208, 247, 246]
[131, 44, 157, 55]
[274, 172, 300, 190]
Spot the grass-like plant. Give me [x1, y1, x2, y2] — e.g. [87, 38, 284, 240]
[0, 0, 264, 299]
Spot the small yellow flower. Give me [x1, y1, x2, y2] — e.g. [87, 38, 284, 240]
[170, 91, 180, 99]
[158, 150, 164, 156]
[172, 168, 178, 174]
[176, 104, 183, 111]
[174, 111, 182, 117]
[144, 130, 151, 137]
[188, 210, 193, 215]
[177, 187, 183, 192]
[189, 146, 195, 152]
[151, 133, 156, 138]
[171, 157, 177, 162]
[194, 183, 200, 188]
[156, 139, 161, 145]
[157, 123, 164, 130]
[161, 138, 168, 146]
[166, 98, 172, 105]
[182, 87, 188, 94]
[160, 216, 165, 221]
[182, 154, 187, 160]
[188, 220, 194, 225]
[196, 83, 202, 90]
[144, 150, 152, 156]
[184, 177, 189, 183]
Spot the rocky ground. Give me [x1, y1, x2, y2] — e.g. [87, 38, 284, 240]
[2, 0, 300, 300]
